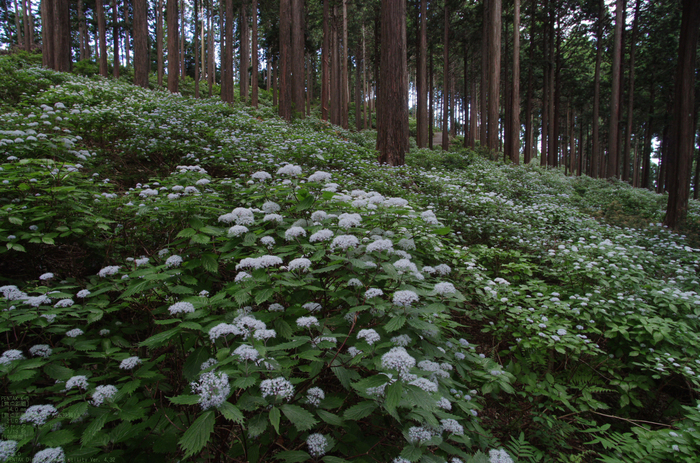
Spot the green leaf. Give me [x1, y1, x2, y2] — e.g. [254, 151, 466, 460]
[295, 195, 315, 211]
[190, 234, 211, 245]
[274, 450, 312, 463]
[400, 445, 422, 461]
[435, 227, 451, 235]
[178, 410, 215, 458]
[332, 366, 351, 390]
[41, 236, 55, 245]
[323, 457, 349, 463]
[169, 285, 194, 294]
[40, 429, 75, 447]
[183, 347, 211, 382]
[139, 328, 180, 348]
[177, 228, 197, 238]
[384, 316, 406, 332]
[8, 216, 23, 225]
[385, 381, 402, 413]
[201, 253, 219, 273]
[343, 401, 377, 420]
[317, 409, 344, 426]
[233, 376, 257, 389]
[169, 395, 201, 405]
[218, 402, 244, 423]
[281, 404, 318, 431]
[269, 406, 281, 434]
[81, 413, 109, 446]
[255, 287, 275, 304]
[43, 363, 74, 381]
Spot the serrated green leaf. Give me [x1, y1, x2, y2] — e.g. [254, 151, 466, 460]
[295, 195, 315, 211]
[183, 347, 211, 382]
[200, 226, 224, 236]
[434, 227, 451, 235]
[274, 450, 312, 463]
[178, 410, 215, 458]
[332, 366, 351, 390]
[169, 285, 194, 294]
[233, 376, 257, 389]
[269, 406, 281, 434]
[180, 321, 202, 330]
[87, 310, 103, 324]
[202, 253, 219, 273]
[343, 401, 377, 420]
[43, 363, 74, 381]
[247, 412, 268, 437]
[177, 228, 197, 238]
[323, 457, 349, 463]
[41, 236, 55, 245]
[190, 234, 211, 245]
[255, 287, 275, 304]
[139, 328, 180, 348]
[281, 404, 318, 431]
[169, 395, 201, 405]
[81, 413, 109, 446]
[385, 381, 402, 413]
[385, 316, 406, 332]
[317, 409, 344, 426]
[219, 402, 245, 423]
[40, 429, 75, 447]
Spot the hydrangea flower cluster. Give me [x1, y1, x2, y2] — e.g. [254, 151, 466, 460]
[191, 372, 230, 410]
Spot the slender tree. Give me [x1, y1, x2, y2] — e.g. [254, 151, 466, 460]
[157, 0, 164, 86]
[279, 0, 292, 119]
[241, 0, 250, 101]
[41, 0, 53, 67]
[134, 0, 149, 88]
[221, 0, 234, 102]
[97, 0, 108, 76]
[607, 0, 624, 177]
[252, 0, 259, 107]
[377, 0, 409, 165]
[442, 2, 449, 151]
[623, 0, 640, 182]
[322, 0, 330, 121]
[416, 0, 428, 148]
[487, 0, 501, 151]
[291, 0, 305, 117]
[480, 0, 488, 144]
[591, 0, 603, 178]
[112, 0, 119, 78]
[194, 0, 200, 97]
[167, 0, 179, 92]
[510, 0, 520, 164]
[664, 0, 699, 228]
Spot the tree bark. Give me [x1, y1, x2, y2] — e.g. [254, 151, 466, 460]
[53, 0, 71, 71]
[279, 0, 292, 119]
[112, 0, 119, 78]
[487, 0, 501, 151]
[541, 1, 549, 166]
[470, 66, 477, 147]
[97, 0, 108, 76]
[416, 0, 428, 147]
[291, 0, 305, 117]
[14, 0, 22, 49]
[221, 0, 233, 102]
[377, 0, 408, 166]
[510, 0, 520, 164]
[252, 0, 259, 107]
[429, 46, 434, 149]
[124, 0, 130, 67]
[591, 0, 603, 178]
[341, 0, 349, 128]
[480, 0, 488, 145]
[355, 52, 362, 130]
[322, 0, 330, 121]
[78, 0, 86, 58]
[22, 0, 29, 50]
[607, 0, 624, 178]
[194, 0, 200, 97]
[330, 6, 341, 125]
[240, 0, 250, 101]
[623, 0, 639, 182]
[41, 0, 53, 67]
[272, 57, 278, 106]
[180, 0, 185, 79]
[208, 0, 214, 95]
[167, 0, 179, 92]
[442, 3, 449, 151]
[664, 0, 699, 228]
[157, 0, 164, 85]
[134, 0, 149, 88]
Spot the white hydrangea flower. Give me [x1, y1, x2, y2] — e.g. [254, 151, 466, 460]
[307, 433, 328, 457]
[236, 255, 283, 270]
[168, 301, 195, 315]
[97, 266, 120, 277]
[31, 446, 64, 463]
[23, 295, 51, 307]
[434, 264, 451, 275]
[268, 303, 285, 312]
[390, 334, 411, 347]
[119, 357, 142, 370]
[262, 201, 281, 213]
[309, 229, 334, 242]
[381, 347, 416, 372]
[338, 213, 362, 228]
[235, 272, 252, 282]
[260, 377, 295, 400]
[357, 329, 381, 346]
[436, 397, 452, 410]
[393, 259, 418, 274]
[20, 405, 58, 426]
[0, 440, 18, 462]
[65, 328, 83, 338]
[331, 235, 359, 250]
[233, 345, 260, 361]
[393, 290, 419, 307]
[364, 288, 384, 299]
[398, 238, 416, 250]
[99, 329, 110, 336]
[288, 258, 312, 271]
[165, 255, 183, 268]
[208, 323, 243, 341]
[228, 225, 249, 237]
[251, 171, 272, 181]
[347, 278, 363, 287]
[310, 211, 328, 222]
[39, 273, 54, 281]
[440, 419, 464, 435]
[308, 171, 332, 182]
[434, 282, 457, 295]
[410, 377, 438, 392]
[91, 385, 118, 406]
[366, 239, 394, 253]
[200, 358, 218, 370]
[263, 213, 284, 223]
[64, 375, 89, 391]
[29, 345, 52, 358]
[253, 329, 277, 341]
[407, 426, 433, 444]
[285, 226, 307, 241]
[488, 449, 514, 463]
[303, 302, 321, 313]
[347, 346, 363, 357]
[277, 164, 302, 176]
[306, 387, 325, 407]
[191, 371, 230, 409]
[296, 316, 319, 328]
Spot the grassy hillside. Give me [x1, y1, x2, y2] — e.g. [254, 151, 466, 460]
[1, 55, 700, 463]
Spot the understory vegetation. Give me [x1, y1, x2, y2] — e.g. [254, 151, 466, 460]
[1, 57, 700, 463]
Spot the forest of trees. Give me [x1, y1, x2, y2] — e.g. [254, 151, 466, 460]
[0, 0, 698, 226]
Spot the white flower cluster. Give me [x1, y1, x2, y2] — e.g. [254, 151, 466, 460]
[191, 371, 230, 410]
[251, 171, 272, 181]
[407, 426, 433, 444]
[169, 301, 195, 315]
[391, 334, 411, 347]
[308, 171, 332, 182]
[393, 290, 419, 307]
[228, 225, 249, 237]
[135, 257, 150, 267]
[165, 255, 183, 268]
[310, 229, 334, 242]
[409, 377, 438, 392]
[489, 449, 514, 463]
[219, 207, 255, 225]
[367, 239, 394, 253]
[296, 316, 319, 328]
[357, 329, 381, 346]
[285, 226, 306, 240]
[76, 289, 90, 298]
[288, 258, 312, 271]
[365, 288, 384, 299]
[119, 357, 142, 370]
[39, 273, 54, 281]
[97, 266, 120, 277]
[260, 377, 295, 400]
[65, 328, 83, 338]
[307, 433, 328, 457]
[65, 375, 89, 391]
[381, 347, 416, 373]
[23, 295, 51, 307]
[338, 213, 362, 228]
[0, 440, 18, 462]
[331, 235, 359, 251]
[200, 358, 218, 370]
[236, 255, 283, 270]
[32, 447, 65, 463]
[268, 303, 285, 312]
[306, 387, 325, 407]
[29, 345, 52, 358]
[91, 385, 118, 406]
[277, 164, 302, 176]
[440, 419, 464, 435]
[233, 344, 260, 361]
[434, 282, 456, 295]
[421, 210, 439, 225]
[303, 302, 321, 313]
[310, 211, 328, 222]
[20, 405, 57, 426]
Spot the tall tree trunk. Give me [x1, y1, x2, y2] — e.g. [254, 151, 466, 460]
[124, 0, 130, 67]
[14, 0, 22, 49]
[550, 14, 560, 168]
[487, 0, 501, 151]
[22, 0, 29, 50]
[180, 0, 185, 79]
[267, 59, 271, 91]
[208, 1, 214, 95]
[416, 0, 428, 147]
[221, 0, 233, 102]
[341, 0, 348, 128]
[291, 0, 305, 117]
[442, 3, 449, 151]
[321, 0, 330, 121]
[429, 47, 434, 149]
[363, 26, 368, 129]
[641, 80, 654, 189]
[157, 0, 164, 86]
[330, 6, 341, 125]
[664, 0, 699, 228]
[524, 0, 534, 164]
[591, 0, 603, 178]
[607, 0, 624, 178]
[279, 0, 292, 119]
[167, 0, 179, 92]
[252, 0, 259, 107]
[510, 0, 520, 164]
[541, 2, 549, 166]
[306, 53, 312, 115]
[355, 52, 362, 130]
[201, 1, 206, 83]
[97, 0, 108, 76]
[464, 46, 469, 148]
[78, 0, 86, 58]
[272, 57, 278, 106]
[112, 0, 119, 78]
[377, 0, 408, 165]
[240, 0, 249, 101]
[134, 0, 149, 87]
[194, 0, 200, 97]
[470, 68, 477, 147]
[480, 0, 488, 145]
[623, 0, 639, 182]
[41, 0, 54, 68]
[54, 0, 71, 71]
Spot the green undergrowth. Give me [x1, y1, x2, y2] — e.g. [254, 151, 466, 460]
[1, 57, 700, 463]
